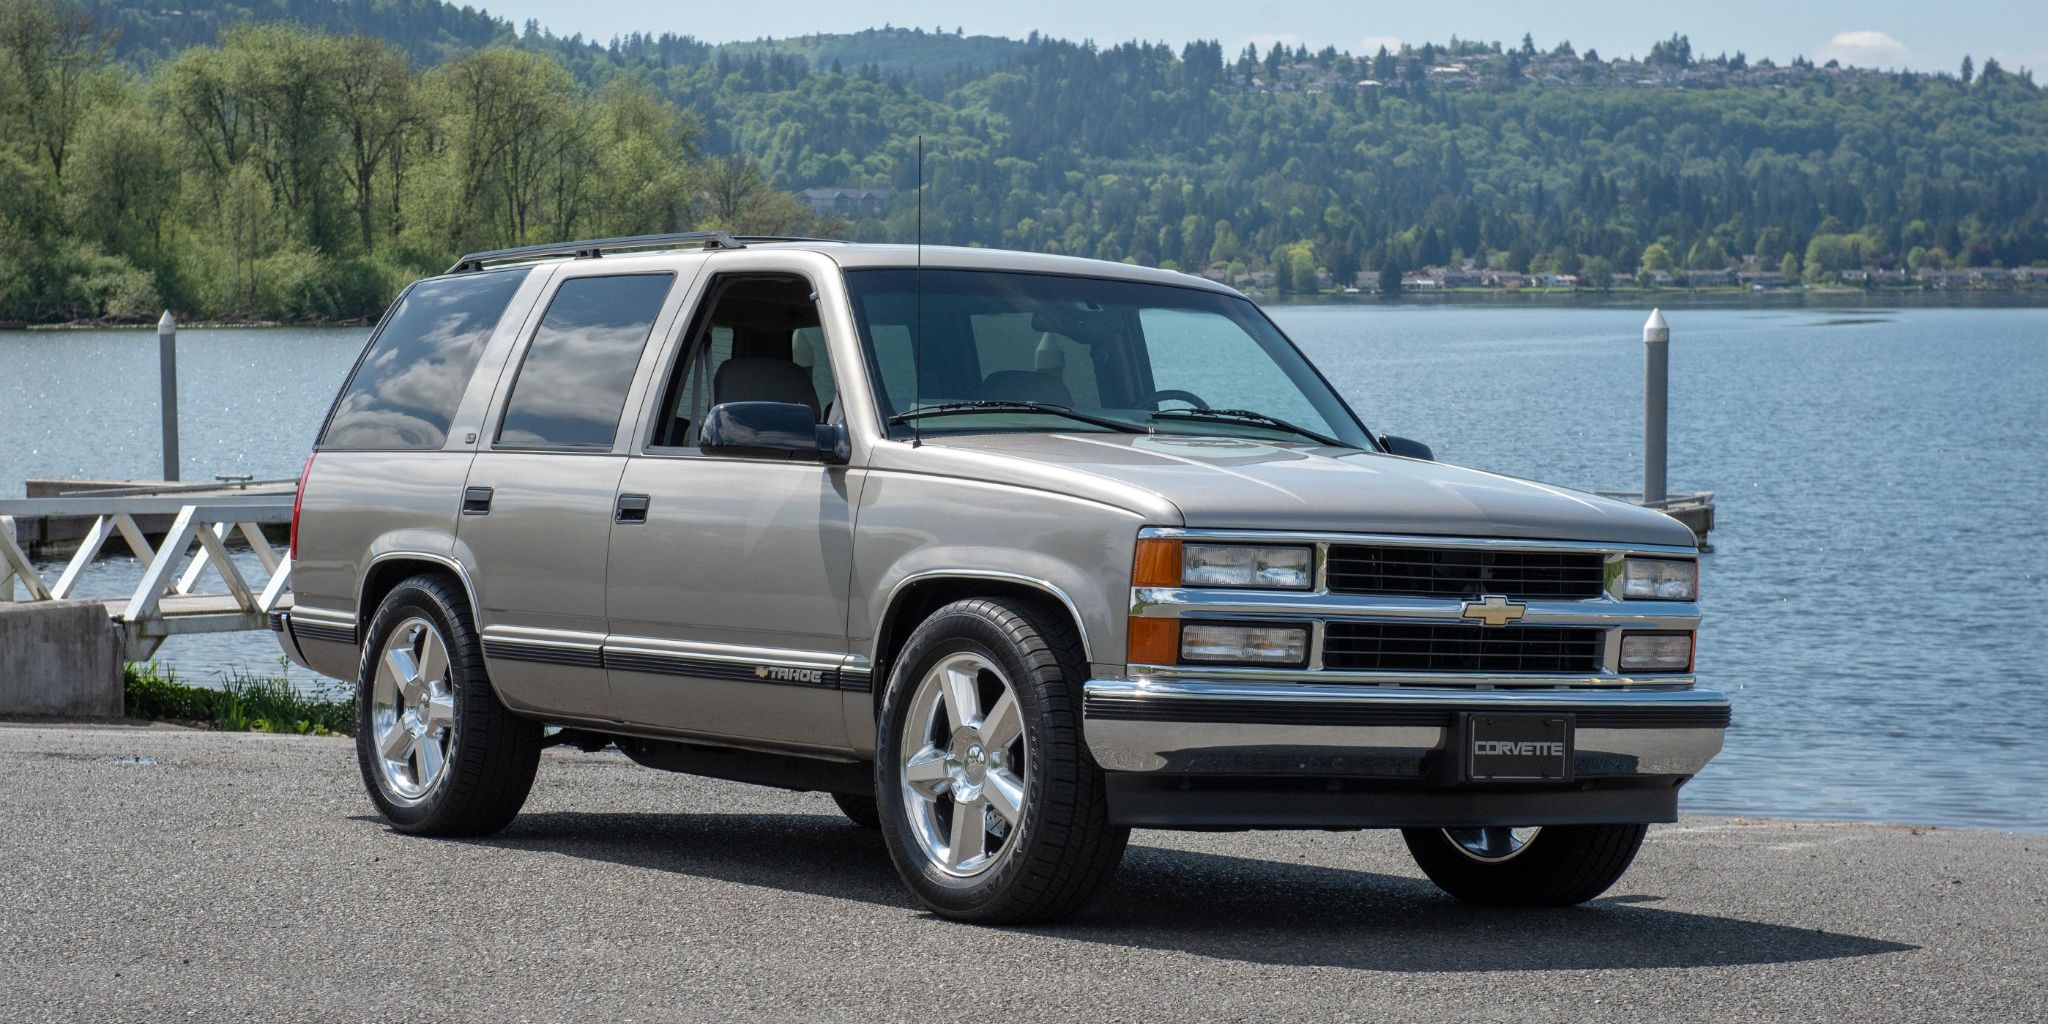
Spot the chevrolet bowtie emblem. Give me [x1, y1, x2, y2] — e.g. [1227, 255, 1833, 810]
[1460, 594, 1527, 628]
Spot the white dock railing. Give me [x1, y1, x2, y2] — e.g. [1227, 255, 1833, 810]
[1, 494, 293, 660]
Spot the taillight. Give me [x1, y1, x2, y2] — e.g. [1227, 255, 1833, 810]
[289, 453, 314, 560]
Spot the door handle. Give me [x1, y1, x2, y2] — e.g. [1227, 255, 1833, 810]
[462, 486, 494, 516]
[615, 493, 651, 524]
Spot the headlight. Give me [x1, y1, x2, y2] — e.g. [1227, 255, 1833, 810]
[1179, 623, 1309, 666]
[1182, 544, 1313, 589]
[1620, 632, 1694, 672]
[1621, 557, 1698, 601]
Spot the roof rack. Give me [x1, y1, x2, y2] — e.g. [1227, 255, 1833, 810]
[446, 231, 746, 274]
[727, 235, 848, 245]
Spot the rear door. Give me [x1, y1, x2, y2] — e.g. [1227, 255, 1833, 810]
[456, 269, 689, 722]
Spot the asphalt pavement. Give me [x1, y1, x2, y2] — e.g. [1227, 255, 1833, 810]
[1, 721, 2042, 1023]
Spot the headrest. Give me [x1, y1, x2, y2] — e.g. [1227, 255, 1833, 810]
[715, 357, 820, 417]
[1034, 333, 1066, 371]
[981, 369, 1073, 407]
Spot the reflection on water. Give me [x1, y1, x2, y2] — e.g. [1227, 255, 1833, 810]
[5, 308, 2045, 831]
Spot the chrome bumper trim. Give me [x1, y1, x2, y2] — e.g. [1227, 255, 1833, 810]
[1082, 678, 1729, 778]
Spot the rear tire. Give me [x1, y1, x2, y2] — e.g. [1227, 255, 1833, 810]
[875, 597, 1128, 924]
[354, 574, 542, 837]
[1401, 823, 1649, 906]
[832, 793, 881, 828]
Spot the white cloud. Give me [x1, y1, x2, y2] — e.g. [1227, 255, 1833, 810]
[1358, 35, 1402, 55]
[1820, 30, 1910, 68]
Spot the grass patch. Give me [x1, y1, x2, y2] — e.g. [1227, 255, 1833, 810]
[124, 663, 355, 736]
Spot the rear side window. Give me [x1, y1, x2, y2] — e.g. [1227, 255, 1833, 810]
[322, 269, 529, 450]
[497, 274, 675, 449]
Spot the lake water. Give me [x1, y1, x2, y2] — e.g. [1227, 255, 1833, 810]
[3, 303, 2044, 832]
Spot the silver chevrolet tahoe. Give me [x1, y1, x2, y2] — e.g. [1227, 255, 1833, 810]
[277, 232, 1725, 924]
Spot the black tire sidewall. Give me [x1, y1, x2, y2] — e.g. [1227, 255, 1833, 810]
[831, 792, 882, 828]
[1402, 822, 1649, 907]
[353, 577, 475, 831]
[875, 602, 1084, 916]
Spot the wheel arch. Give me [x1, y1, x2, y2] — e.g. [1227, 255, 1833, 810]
[357, 551, 481, 636]
[870, 571, 1092, 714]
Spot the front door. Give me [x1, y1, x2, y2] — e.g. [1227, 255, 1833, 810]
[605, 271, 858, 752]
[457, 270, 682, 721]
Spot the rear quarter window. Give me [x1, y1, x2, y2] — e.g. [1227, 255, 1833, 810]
[496, 273, 676, 449]
[321, 269, 530, 450]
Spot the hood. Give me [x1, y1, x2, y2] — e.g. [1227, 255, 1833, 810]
[926, 432, 1696, 548]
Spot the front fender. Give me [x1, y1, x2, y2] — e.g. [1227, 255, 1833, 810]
[851, 470, 1150, 679]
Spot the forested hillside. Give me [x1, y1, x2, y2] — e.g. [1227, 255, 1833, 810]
[2, 0, 2045, 323]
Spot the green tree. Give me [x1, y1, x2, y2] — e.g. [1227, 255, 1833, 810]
[1685, 236, 1726, 269]
[427, 46, 584, 248]
[331, 33, 415, 251]
[1583, 255, 1615, 290]
[1207, 219, 1239, 265]
[1803, 233, 1875, 283]
[1377, 257, 1402, 296]
[1639, 242, 1675, 279]
[0, 0, 108, 180]
[65, 97, 178, 264]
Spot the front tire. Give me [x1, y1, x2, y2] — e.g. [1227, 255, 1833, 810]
[1401, 823, 1649, 906]
[831, 792, 881, 828]
[875, 597, 1128, 924]
[355, 574, 542, 837]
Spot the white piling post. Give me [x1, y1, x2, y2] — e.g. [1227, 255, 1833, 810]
[158, 310, 180, 482]
[1643, 308, 1669, 506]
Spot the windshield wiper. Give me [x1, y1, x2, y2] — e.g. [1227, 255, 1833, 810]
[1150, 407, 1349, 448]
[890, 400, 1145, 434]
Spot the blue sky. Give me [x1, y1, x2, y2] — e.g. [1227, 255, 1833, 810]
[478, 0, 2044, 74]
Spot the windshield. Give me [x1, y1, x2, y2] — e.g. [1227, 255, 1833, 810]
[843, 268, 1373, 448]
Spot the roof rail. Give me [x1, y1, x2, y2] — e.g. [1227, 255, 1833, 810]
[728, 235, 848, 245]
[446, 231, 745, 274]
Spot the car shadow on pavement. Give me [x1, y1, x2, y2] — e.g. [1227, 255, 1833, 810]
[471, 810, 1915, 973]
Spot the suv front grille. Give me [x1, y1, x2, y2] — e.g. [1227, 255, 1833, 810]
[1325, 545, 1606, 600]
[1322, 622, 1605, 673]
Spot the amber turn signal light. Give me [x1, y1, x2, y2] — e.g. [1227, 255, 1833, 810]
[1125, 616, 1179, 667]
[1132, 537, 1181, 588]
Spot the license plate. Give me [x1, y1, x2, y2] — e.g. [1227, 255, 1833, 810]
[1467, 714, 1572, 781]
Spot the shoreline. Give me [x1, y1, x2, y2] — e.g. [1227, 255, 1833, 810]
[7, 287, 2048, 330]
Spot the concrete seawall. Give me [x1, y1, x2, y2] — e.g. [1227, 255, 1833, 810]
[0, 601, 123, 717]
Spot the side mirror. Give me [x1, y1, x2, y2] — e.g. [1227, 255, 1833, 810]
[1378, 434, 1434, 461]
[701, 402, 848, 464]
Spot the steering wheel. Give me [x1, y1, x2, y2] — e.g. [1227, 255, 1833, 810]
[1143, 389, 1211, 410]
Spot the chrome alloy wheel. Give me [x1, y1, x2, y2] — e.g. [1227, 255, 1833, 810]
[1442, 826, 1543, 863]
[370, 616, 458, 804]
[899, 651, 1029, 878]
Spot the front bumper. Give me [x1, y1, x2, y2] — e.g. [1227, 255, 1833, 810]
[1083, 678, 1729, 829]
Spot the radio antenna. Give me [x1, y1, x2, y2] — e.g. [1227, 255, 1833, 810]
[912, 133, 924, 448]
